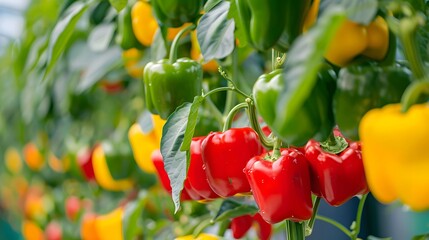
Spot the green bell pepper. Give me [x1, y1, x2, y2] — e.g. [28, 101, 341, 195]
[144, 24, 203, 119]
[151, 0, 203, 27]
[334, 65, 411, 140]
[116, 5, 143, 50]
[235, 0, 311, 52]
[253, 69, 334, 146]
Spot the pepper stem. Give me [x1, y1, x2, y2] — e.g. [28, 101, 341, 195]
[245, 98, 275, 149]
[350, 194, 368, 240]
[272, 137, 282, 159]
[320, 132, 348, 154]
[286, 221, 305, 240]
[305, 197, 321, 236]
[169, 24, 196, 63]
[222, 102, 247, 132]
[401, 80, 429, 112]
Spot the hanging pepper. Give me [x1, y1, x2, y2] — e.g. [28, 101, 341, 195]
[144, 25, 203, 119]
[151, 0, 203, 28]
[325, 16, 390, 67]
[304, 132, 369, 206]
[235, 0, 311, 51]
[334, 65, 411, 140]
[245, 148, 313, 223]
[359, 103, 429, 211]
[128, 115, 165, 173]
[116, 5, 143, 50]
[230, 213, 272, 240]
[92, 144, 134, 191]
[201, 128, 264, 197]
[253, 69, 334, 146]
[186, 137, 219, 200]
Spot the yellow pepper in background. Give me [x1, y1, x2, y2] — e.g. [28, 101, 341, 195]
[81, 213, 99, 240]
[23, 143, 44, 171]
[48, 153, 70, 173]
[359, 103, 429, 211]
[92, 145, 134, 191]
[302, 0, 320, 31]
[190, 31, 219, 73]
[5, 147, 22, 174]
[175, 233, 220, 240]
[128, 115, 165, 173]
[122, 48, 143, 78]
[131, 1, 186, 47]
[325, 16, 389, 67]
[22, 220, 44, 240]
[95, 208, 124, 240]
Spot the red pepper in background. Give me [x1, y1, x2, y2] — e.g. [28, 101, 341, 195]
[77, 147, 96, 181]
[304, 132, 369, 206]
[245, 148, 313, 224]
[202, 128, 264, 197]
[253, 213, 272, 240]
[230, 213, 272, 240]
[186, 137, 219, 200]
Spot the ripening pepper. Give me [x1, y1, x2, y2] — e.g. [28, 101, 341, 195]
[245, 148, 313, 223]
[235, 0, 311, 51]
[304, 134, 369, 206]
[201, 128, 264, 197]
[325, 16, 389, 67]
[23, 143, 45, 171]
[151, 0, 203, 28]
[95, 208, 124, 240]
[253, 69, 334, 146]
[116, 5, 143, 50]
[359, 103, 429, 211]
[334, 65, 411, 140]
[92, 144, 134, 191]
[144, 59, 203, 119]
[128, 115, 165, 173]
[186, 137, 219, 200]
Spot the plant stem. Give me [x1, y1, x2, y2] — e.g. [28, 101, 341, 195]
[286, 221, 305, 240]
[351, 194, 368, 240]
[222, 102, 247, 132]
[245, 98, 275, 148]
[306, 197, 321, 236]
[218, 67, 251, 99]
[401, 80, 429, 112]
[223, 47, 239, 116]
[169, 24, 196, 63]
[315, 216, 352, 238]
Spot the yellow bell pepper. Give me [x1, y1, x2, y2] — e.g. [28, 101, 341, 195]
[128, 115, 165, 173]
[175, 233, 220, 240]
[325, 16, 389, 67]
[131, 1, 187, 46]
[22, 220, 44, 240]
[5, 147, 22, 174]
[122, 48, 143, 78]
[81, 213, 99, 240]
[92, 145, 134, 191]
[359, 103, 429, 211]
[95, 208, 124, 240]
[23, 143, 44, 171]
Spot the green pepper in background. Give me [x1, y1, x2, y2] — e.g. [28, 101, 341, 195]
[334, 65, 411, 140]
[235, 0, 311, 52]
[116, 5, 143, 50]
[253, 69, 334, 146]
[90, 0, 111, 25]
[103, 141, 136, 180]
[151, 0, 203, 27]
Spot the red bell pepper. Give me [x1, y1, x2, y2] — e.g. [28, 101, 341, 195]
[245, 148, 313, 224]
[304, 134, 369, 206]
[230, 213, 272, 240]
[186, 137, 219, 200]
[77, 147, 96, 181]
[201, 128, 264, 197]
[253, 213, 272, 240]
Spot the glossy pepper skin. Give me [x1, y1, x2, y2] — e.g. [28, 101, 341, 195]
[235, 0, 311, 52]
[334, 65, 411, 140]
[151, 0, 203, 28]
[116, 5, 143, 50]
[128, 115, 166, 173]
[304, 136, 369, 206]
[245, 148, 313, 223]
[359, 104, 429, 211]
[253, 69, 334, 146]
[325, 16, 389, 67]
[144, 58, 203, 119]
[187, 137, 219, 200]
[201, 128, 264, 197]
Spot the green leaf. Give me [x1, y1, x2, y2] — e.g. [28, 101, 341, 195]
[161, 103, 191, 213]
[319, 0, 377, 25]
[151, 28, 167, 61]
[227, 0, 247, 47]
[412, 233, 429, 240]
[274, 8, 346, 134]
[137, 110, 154, 134]
[45, 2, 89, 79]
[180, 96, 204, 152]
[204, 0, 222, 12]
[88, 23, 116, 52]
[109, 0, 128, 12]
[212, 199, 258, 222]
[197, 1, 235, 61]
[122, 191, 148, 240]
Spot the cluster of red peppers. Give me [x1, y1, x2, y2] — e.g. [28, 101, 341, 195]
[151, 125, 368, 230]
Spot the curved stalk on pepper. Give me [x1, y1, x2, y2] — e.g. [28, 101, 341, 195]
[245, 98, 275, 149]
[305, 197, 321, 236]
[169, 24, 196, 63]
